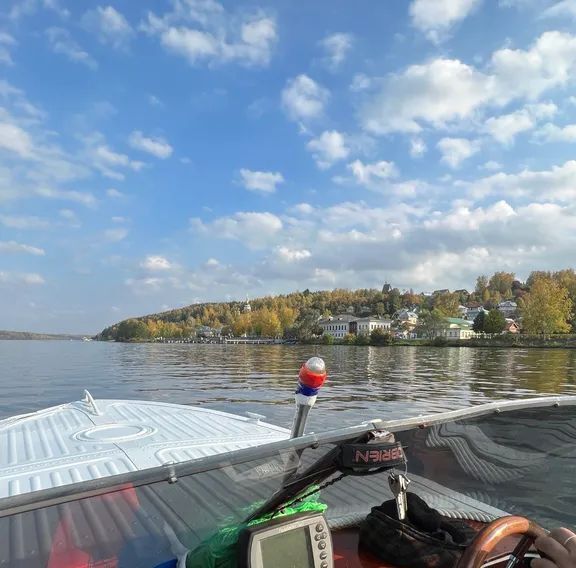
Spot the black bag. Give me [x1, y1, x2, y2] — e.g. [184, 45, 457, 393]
[359, 492, 479, 568]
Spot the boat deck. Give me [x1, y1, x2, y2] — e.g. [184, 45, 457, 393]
[0, 393, 290, 499]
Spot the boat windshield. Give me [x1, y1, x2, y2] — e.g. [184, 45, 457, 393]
[0, 399, 575, 567]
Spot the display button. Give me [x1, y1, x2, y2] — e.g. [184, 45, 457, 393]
[316, 523, 324, 532]
[314, 533, 324, 541]
[318, 541, 327, 550]
[320, 551, 328, 560]
[321, 563, 328, 568]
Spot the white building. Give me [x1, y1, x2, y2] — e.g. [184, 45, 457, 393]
[439, 318, 480, 340]
[497, 300, 518, 318]
[350, 317, 392, 336]
[394, 309, 418, 326]
[465, 306, 488, 321]
[318, 315, 356, 339]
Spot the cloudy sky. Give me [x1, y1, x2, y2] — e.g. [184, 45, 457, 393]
[2, 0, 576, 333]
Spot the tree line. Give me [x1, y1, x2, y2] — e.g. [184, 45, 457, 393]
[97, 269, 576, 341]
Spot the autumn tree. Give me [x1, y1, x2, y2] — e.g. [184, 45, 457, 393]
[522, 277, 573, 335]
[278, 306, 298, 330]
[253, 308, 282, 337]
[488, 272, 515, 299]
[433, 293, 460, 317]
[232, 312, 252, 336]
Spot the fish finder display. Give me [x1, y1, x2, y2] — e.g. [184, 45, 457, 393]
[260, 528, 313, 567]
[238, 512, 333, 568]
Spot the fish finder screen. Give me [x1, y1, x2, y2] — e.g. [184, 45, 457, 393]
[260, 527, 313, 567]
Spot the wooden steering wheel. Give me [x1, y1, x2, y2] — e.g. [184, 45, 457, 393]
[457, 515, 548, 568]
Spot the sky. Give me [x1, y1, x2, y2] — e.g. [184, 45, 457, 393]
[2, 0, 576, 333]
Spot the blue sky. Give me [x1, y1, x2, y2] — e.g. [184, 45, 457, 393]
[2, 0, 576, 333]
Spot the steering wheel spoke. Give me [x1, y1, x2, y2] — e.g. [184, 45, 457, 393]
[457, 516, 548, 568]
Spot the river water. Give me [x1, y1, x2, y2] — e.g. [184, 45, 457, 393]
[2, 341, 576, 428]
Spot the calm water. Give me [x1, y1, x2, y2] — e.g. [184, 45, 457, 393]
[1, 341, 576, 429]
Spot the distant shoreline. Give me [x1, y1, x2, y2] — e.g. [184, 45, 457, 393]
[94, 335, 576, 349]
[0, 330, 89, 341]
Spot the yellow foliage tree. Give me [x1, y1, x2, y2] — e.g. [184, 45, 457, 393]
[521, 277, 573, 335]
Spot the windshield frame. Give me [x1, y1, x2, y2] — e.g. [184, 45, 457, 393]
[1, 395, 575, 519]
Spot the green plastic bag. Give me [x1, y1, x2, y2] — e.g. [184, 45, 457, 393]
[186, 491, 327, 568]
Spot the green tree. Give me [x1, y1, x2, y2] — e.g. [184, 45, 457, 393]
[375, 302, 386, 316]
[116, 319, 150, 341]
[417, 310, 444, 339]
[370, 327, 392, 346]
[355, 333, 370, 346]
[475, 275, 488, 297]
[472, 311, 486, 333]
[321, 334, 334, 345]
[291, 309, 322, 340]
[387, 288, 402, 314]
[522, 277, 573, 335]
[483, 309, 506, 334]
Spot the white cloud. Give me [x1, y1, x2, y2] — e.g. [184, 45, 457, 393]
[0, 215, 50, 229]
[484, 102, 557, 144]
[350, 73, 372, 92]
[0, 272, 45, 285]
[0, 122, 33, 157]
[59, 209, 80, 227]
[143, 2, 277, 67]
[92, 144, 145, 179]
[410, 137, 427, 158]
[464, 160, 576, 202]
[239, 169, 284, 193]
[542, 0, 576, 20]
[128, 131, 173, 159]
[103, 227, 129, 242]
[35, 187, 96, 207]
[281, 75, 329, 122]
[46, 28, 97, 69]
[106, 188, 123, 198]
[83, 6, 134, 50]
[534, 122, 576, 142]
[361, 31, 576, 134]
[0, 32, 16, 65]
[481, 160, 503, 171]
[362, 59, 489, 134]
[141, 255, 173, 271]
[437, 137, 480, 168]
[490, 31, 576, 102]
[319, 33, 353, 70]
[275, 246, 312, 262]
[0, 240, 45, 255]
[347, 159, 399, 188]
[191, 211, 283, 249]
[410, 0, 482, 42]
[306, 130, 349, 169]
[8, 0, 69, 20]
[148, 94, 163, 107]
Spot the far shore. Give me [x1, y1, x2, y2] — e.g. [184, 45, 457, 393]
[93, 334, 576, 349]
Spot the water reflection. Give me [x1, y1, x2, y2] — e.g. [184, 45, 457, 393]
[1, 342, 575, 429]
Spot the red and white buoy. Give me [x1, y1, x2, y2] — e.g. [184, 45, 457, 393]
[290, 356, 327, 438]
